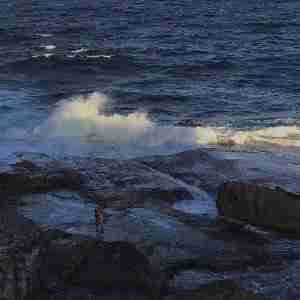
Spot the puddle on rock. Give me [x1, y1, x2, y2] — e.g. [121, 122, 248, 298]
[19, 191, 99, 236]
[173, 198, 217, 217]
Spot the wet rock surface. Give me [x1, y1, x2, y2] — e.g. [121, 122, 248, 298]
[166, 279, 268, 300]
[218, 182, 300, 233]
[0, 198, 43, 300]
[73, 157, 194, 207]
[139, 148, 236, 195]
[0, 152, 193, 207]
[19, 191, 300, 299]
[0, 148, 300, 299]
[34, 238, 164, 300]
[0, 153, 82, 194]
[0, 198, 164, 300]
[170, 260, 300, 300]
[139, 148, 300, 196]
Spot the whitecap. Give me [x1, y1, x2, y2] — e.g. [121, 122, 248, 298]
[32, 53, 54, 59]
[40, 45, 56, 50]
[86, 54, 112, 59]
[99, 54, 112, 59]
[36, 33, 53, 38]
[71, 48, 88, 54]
[34, 92, 154, 143]
[195, 125, 300, 147]
[43, 53, 54, 58]
[31, 92, 300, 158]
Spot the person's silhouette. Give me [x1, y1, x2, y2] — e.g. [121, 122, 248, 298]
[95, 205, 104, 234]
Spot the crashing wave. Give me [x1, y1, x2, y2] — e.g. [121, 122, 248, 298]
[33, 93, 153, 144]
[34, 92, 300, 149]
[195, 126, 300, 147]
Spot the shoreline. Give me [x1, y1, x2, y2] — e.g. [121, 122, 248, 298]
[0, 147, 299, 299]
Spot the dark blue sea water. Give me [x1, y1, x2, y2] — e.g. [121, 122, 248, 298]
[1, 0, 300, 158]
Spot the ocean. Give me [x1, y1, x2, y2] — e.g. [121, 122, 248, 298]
[3, 4, 300, 299]
[1, 0, 300, 159]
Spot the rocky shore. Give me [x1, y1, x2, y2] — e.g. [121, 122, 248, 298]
[0, 148, 300, 299]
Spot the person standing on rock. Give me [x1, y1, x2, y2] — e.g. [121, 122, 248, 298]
[95, 204, 104, 235]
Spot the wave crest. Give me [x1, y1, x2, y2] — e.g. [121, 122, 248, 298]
[195, 125, 300, 147]
[33, 92, 300, 156]
[34, 93, 153, 144]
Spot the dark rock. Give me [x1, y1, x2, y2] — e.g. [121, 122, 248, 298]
[46, 289, 152, 300]
[0, 153, 82, 194]
[34, 239, 164, 300]
[0, 153, 192, 207]
[0, 211, 43, 300]
[2, 149, 300, 300]
[217, 182, 300, 233]
[72, 241, 160, 293]
[0, 240, 42, 300]
[166, 279, 269, 300]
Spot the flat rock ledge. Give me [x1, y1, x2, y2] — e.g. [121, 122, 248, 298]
[0, 152, 193, 208]
[217, 182, 300, 234]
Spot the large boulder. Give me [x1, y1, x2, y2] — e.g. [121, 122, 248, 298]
[0, 239, 41, 300]
[0, 153, 82, 194]
[34, 238, 164, 300]
[217, 182, 300, 233]
[0, 215, 43, 300]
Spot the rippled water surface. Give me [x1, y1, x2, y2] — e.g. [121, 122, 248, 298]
[1, 0, 300, 157]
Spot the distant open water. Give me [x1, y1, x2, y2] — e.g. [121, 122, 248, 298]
[1, 0, 300, 158]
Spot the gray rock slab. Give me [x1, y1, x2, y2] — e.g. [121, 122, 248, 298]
[0, 152, 196, 207]
[139, 148, 300, 195]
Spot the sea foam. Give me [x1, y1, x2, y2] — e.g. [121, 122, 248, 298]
[34, 93, 154, 144]
[195, 125, 300, 147]
[33, 92, 300, 157]
[40, 45, 56, 50]
[71, 48, 88, 54]
[32, 53, 54, 59]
